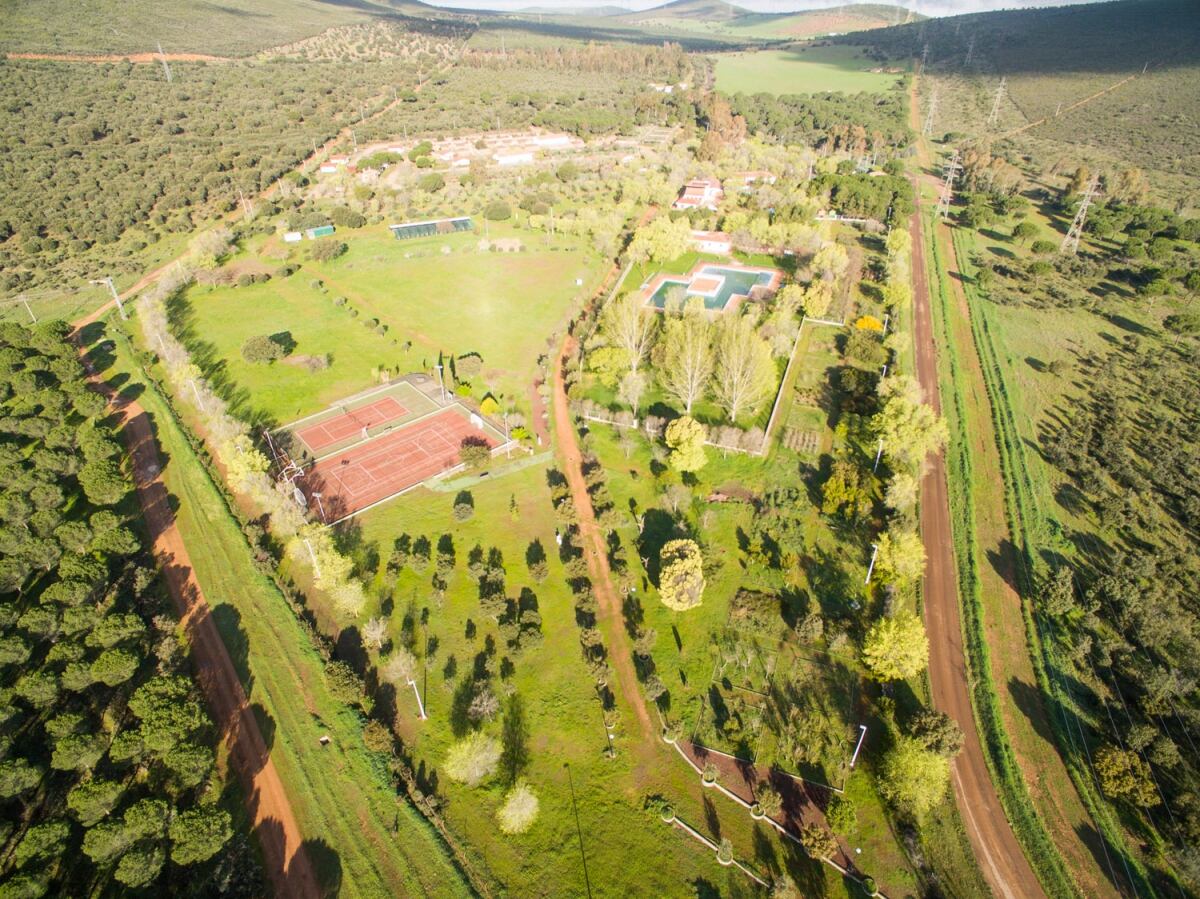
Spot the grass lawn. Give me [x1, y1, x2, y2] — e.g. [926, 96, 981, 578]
[177, 224, 604, 424]
[337, 462, 854, 896]
[715, 46, 904, 96]
[91, 319, 475, 899]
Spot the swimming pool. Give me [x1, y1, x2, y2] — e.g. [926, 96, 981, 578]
[646, 264, 779, 311]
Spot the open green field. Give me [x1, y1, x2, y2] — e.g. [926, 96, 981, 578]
[715, 46, 904, 96]
[178, 225, 604, 424]
[88, 318, 475, 898]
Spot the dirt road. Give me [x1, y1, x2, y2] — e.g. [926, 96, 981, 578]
[906, 84, 1047, 899]
[78, 336, 317, 899]
[552, 334, 655, 747]
[6, 51, 228, 63]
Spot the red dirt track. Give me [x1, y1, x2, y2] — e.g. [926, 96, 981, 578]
[908, 79, 1046, 899]
[295, 395, 408, 454]
[304, 407, 488, 518]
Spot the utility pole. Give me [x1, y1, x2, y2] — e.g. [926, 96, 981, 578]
[987, 77, 1007, 128]
[935, 150, 962, 221]
[1060, 175, 1100, 255]
[16, 295, 35, 324]
[156, 42, 172, 83]
[90, 277, 126, 320]
[922, 87, 939, 137]
[237, 188, 252, 219]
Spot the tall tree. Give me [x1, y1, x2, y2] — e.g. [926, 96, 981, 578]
[601, 292, 658, 373]
[713, 314, 775, 424]
[659, 299, 714, 413]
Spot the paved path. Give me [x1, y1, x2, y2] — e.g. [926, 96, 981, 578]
[906, 78, 1047, 899]
[77, 332, 318, 899]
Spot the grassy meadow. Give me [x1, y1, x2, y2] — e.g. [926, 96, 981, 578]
[715, 45, 905, 96]
[178, 224, 604, 424]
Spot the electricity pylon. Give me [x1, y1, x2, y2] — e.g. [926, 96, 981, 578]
[987, 77, 1007, 127]
[922, 87, 939, 136]
[1061, 176, 1101, 255]
[935, 152, 962, 221]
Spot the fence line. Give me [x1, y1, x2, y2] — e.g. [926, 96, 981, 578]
[759, 314, 846, 455]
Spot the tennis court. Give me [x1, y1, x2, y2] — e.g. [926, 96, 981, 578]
[280, 380, 438, 460]
[300, 405, 506, 521]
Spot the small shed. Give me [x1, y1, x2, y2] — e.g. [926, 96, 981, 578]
[283, 231, 302, 243]
[306, 225, 336, 239]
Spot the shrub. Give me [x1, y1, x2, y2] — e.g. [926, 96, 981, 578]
[484, 201, 512, 221]
[452, 490, 475, 521]
[329, 206, 366, 229]
[310, 238, 347, 263]
[241, 334, 287, 364]
[497, 781, 539, 834]
[444, 732, 501, 787]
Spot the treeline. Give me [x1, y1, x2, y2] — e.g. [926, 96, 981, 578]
[724, 88, 911, 155]
[0, 320, 246, 896]
[459, 39, 693, 82]
[0, 57, 424, 293]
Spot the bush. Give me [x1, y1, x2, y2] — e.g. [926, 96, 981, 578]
[310, 238, 347, 263]
[418, 173, 446, 192]
[329, 206, 366, 229]
[452, 490, 475, 521]
[484, 201, 512, 221]
[241, 334, 287, 364]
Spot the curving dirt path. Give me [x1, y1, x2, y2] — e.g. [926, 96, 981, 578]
[906, 80, 1047, 899]
[77, 334, 318, 899]
[552, 333, 655, 748]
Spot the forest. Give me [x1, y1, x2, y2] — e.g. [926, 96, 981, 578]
[0, 321, 246, 896]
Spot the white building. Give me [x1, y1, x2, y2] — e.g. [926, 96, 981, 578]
[690, 230, 732, 255]
[672, 178, 725, 211]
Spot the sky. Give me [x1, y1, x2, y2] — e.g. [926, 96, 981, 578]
[424, 0, 1104, 14]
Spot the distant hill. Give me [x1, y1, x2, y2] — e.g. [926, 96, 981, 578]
[848, 0, 1200, 193]
[615, 1, 915, 38]
[0, 0, 449, 56]
[514, 4, 629, 14]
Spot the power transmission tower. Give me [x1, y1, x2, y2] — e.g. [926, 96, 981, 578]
[987, 77, 1007, 127]
[156, 42, 172, 83]
[920, 42, 929, 74]
[1060, 176, 1100, 255]
[922, 87, 939, 136]
[964, 35, 975, 65]
[935, 151, 962, 220]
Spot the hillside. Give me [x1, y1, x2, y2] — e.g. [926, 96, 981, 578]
[847, 0, 1200, 197]
[0, 0, 447, 56]
[615, 0, 914, 40]
[617, 0, 752, 24]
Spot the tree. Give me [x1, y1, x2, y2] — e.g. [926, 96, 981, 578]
[310, 238, 347, 262]
[496, 780, 539, 834]
[659, 298, 713, 414]
[14, 819, 70, 868]
[618, 370, 647, 416]
[664, 416, 707, 473]
[713, 314, 775, 423]
[601, 292, 657, 373]
[499, 694, 529, 785]
[755, 781, 783, 818]
[78, 458, 129, 506]
[484, 201, 512, 221]
[169, 806, 233, 865]
[444, 732, 501, 787]
[908, 709, 964, 758]
[0, 758, 43, 799]
[241, 334, 287, 363]
[821, 459, 874, 520]
[874, 529, 925, 587]
[1012, 221, 1039, 245]
[658, 539, 704, 611]
[873, 377, 948, 473]
[878, 736, 950, 817]
[362, 616, 388, 651]
[862, 612, 929, 681]
[1095, 745, 1158, 807]
[799, 823, 838, 860]
[825, 794, 857, 834]
[459, 436, 491, 470]
[627, 216, 692, 266]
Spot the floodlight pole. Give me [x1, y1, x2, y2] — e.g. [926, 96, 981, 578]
[435, 363, 446, 403]
[313, 491, 327, 524]
[91, 277, 126, 320]
[864, 543, 880, 585]
[303, 537, 321, 578]
[503, 412, 510, 458]
[873, 439, 884, 473]
[849, 725, 868, 768]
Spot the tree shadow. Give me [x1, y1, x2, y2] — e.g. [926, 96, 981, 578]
[1007, 676, 1056, 745]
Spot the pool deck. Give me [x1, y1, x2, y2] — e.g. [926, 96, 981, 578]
[641, 260, 783, 314]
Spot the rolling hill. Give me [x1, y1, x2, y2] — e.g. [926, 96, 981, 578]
[614, 0, 916, 39]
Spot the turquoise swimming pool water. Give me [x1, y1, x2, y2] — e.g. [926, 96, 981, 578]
[647, 265, 776, 311]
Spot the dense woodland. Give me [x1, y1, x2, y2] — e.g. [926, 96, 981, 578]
[0, 321, 247, 896]
[0, 49, 442, 293]
[725, 88, 910, 155]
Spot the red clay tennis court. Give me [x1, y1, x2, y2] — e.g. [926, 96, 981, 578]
[295, 396, 409, 454]
[303, 407, 493, 520]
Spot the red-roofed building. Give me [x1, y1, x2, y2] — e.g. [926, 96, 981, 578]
[672, 177, 724, 211]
